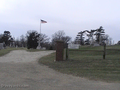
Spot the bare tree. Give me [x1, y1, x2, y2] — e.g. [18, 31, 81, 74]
[52, 30, 65, 41]
[39, 34, 50, 43]
[52, 30, 71, 44]
[62, 36, 71, 43]
[108, 37, 112, 45]
[15, 38, 20, 47]
[52, 30, 71, 49]
[20, 35, 26, 47]
[39, 33, 50, 47]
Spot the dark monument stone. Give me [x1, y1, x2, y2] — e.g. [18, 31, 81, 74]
[55, 41, 64, 61]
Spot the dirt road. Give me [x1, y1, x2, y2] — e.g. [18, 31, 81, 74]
[0, 50, 119, 90]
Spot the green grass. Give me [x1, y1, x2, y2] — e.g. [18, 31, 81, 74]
[0, 47, 47, 56]
[0, 47, 26, 56]
[39, 45, 120, 83]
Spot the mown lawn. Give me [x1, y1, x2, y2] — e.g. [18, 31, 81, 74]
[0, 47, 26, 56]
[39, 45, 120, 83]
[0, 47, 47, 56]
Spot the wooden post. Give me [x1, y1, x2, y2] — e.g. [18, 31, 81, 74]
[103, 43, 106, 59]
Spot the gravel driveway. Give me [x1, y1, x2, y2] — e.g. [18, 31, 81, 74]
[0, 50, 119, 90]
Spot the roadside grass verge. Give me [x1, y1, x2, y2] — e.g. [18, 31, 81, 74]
[39, 45, 120, 83]
[27, 49, 48, 52]
[0, 47, 48, 56]
[0, 47, 26, 56]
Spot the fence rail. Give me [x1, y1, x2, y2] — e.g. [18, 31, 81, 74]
[69, 49, 104, 52]
[65, 45, 120, 60]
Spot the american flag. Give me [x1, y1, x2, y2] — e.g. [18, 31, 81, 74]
[41, 19, 47, 23]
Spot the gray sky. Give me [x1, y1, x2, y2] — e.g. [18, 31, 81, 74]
[0, 0, 120, 43]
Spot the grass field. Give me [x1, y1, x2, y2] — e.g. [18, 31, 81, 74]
[0, 47, 46, 56]
[39, 45, 120, 83]
[0, 47, 26, 56]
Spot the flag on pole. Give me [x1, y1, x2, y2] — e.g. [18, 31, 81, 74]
[41, 19, 47, 23]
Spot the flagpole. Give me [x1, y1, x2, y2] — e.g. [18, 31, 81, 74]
[37, 19, 41, 49]
[39, 19, 41, 48]
[37, 19, 47, 49]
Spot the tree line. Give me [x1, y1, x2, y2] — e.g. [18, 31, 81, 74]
[74, 26, 113, 45]
[0, 30, 71, 49]
[0, 26, 117, 49]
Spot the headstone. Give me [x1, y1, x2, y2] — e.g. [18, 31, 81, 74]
[0, 43, 4, 49]
[68, 43, 80, 49]
[93, 43, 100, 46]
[42, 47, 46, 50]
[16, 45, 18, 48]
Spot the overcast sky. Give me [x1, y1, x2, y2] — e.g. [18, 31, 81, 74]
[0, 0, 120, 43]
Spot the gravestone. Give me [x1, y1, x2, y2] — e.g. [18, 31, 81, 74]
[0, 43, 4, 49]
[93, 43, 100, 46]
[68, 43, 80, 49]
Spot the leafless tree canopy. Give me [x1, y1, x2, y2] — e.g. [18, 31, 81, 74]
[52, 30, 71, 44]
